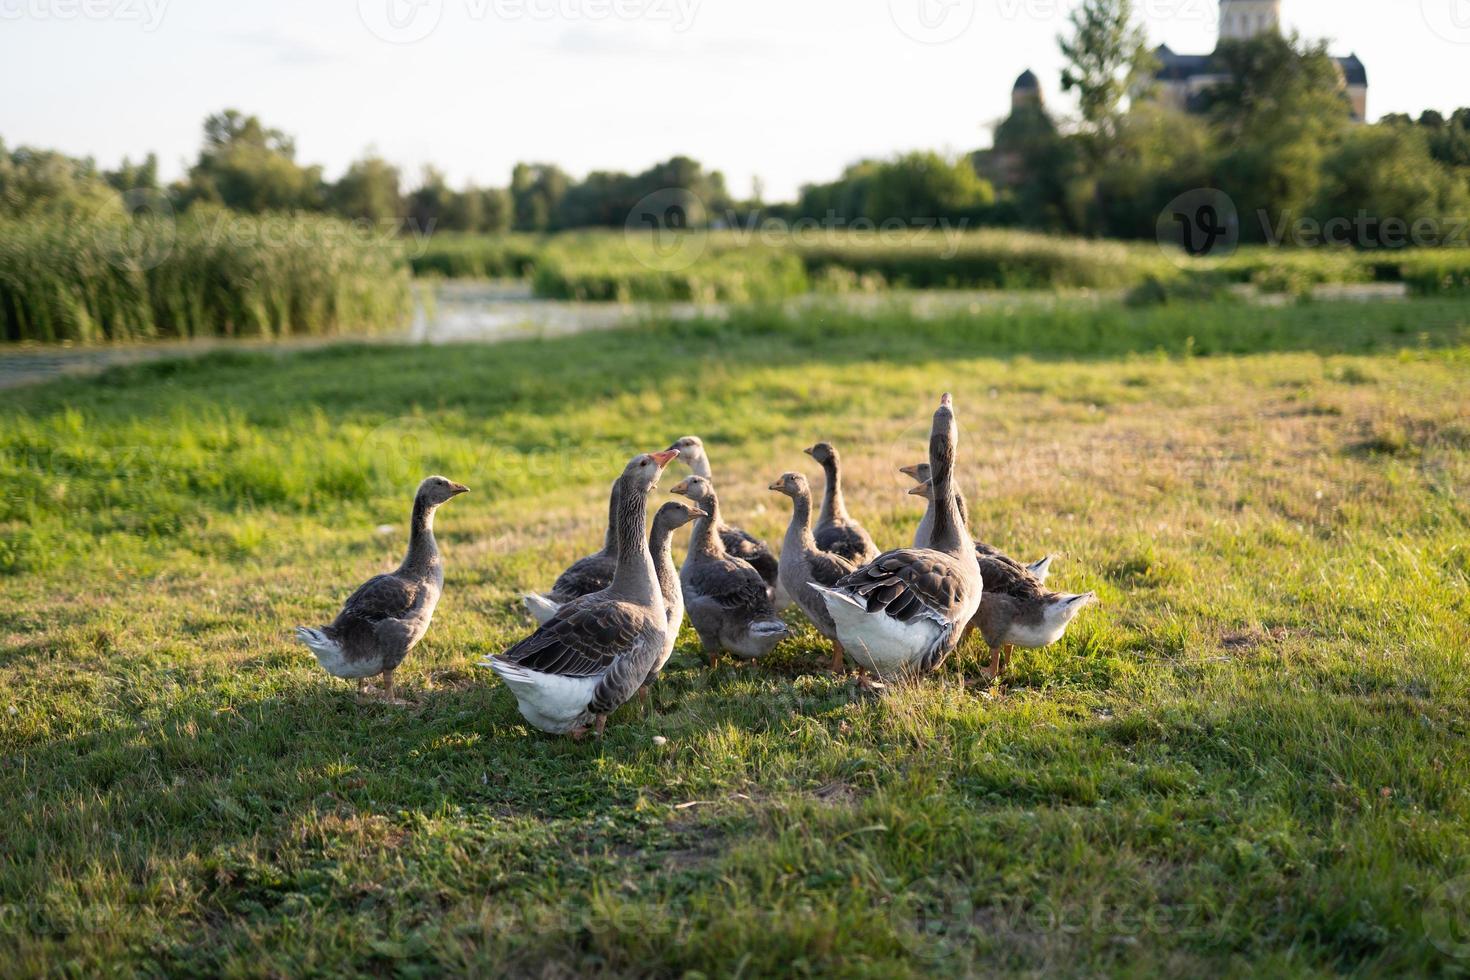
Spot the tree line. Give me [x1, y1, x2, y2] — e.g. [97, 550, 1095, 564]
[4, 0, 1469, 247]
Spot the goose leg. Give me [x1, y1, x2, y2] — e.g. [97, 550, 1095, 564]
[1001, 645, 1014, 676]
[698, 632, 721, 670]
[636, 686, 650, 716]
[828, 641, 846, 676]
[356, 678, 372, 702]
[380, 669, 408, 705]
[984, 646, 1003, 681]
[594, 715, 608, 739]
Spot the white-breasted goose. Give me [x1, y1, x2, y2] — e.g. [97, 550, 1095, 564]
[481, 449, 679, 737]
[811, 395, 983, 682]
[296, 475, 469, 703]
[909, 478, 1095, 681]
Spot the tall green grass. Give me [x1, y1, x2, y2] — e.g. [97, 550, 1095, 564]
[0, 210, 411, 343]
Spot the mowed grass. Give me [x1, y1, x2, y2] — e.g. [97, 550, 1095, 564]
[2, 299, 1469, 976]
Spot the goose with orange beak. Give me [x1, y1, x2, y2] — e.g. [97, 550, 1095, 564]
[481, 449, 680, 737]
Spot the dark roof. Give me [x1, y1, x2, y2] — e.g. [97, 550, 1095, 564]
[1013, 69, 1039, 91]
[1153, 44, 1217, 81]
[1154, 43, 1368, 88]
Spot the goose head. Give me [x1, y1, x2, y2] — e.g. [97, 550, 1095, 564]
[653, 500, 707, 533]
[767, 471, 812, 499]
[931, 394, 957, 465]
[417, 475, 470, 507]
[623, 449, 679, 495]
[1046, 592, 1098, 629]
[899, 462, 930, 483]
[907, 479, 934, 500]
[803, 442, 837, 466]
[665, 435, 710, 477]
[669, 474, 715, 507]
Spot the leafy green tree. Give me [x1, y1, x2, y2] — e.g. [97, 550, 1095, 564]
[1203, 34, 1353, 242]
[1094, 104, 1216, 238]
[865, 152, 994, 222]
[185, 110, 323, 213]
[510, 163, 570, 231]
[104, 153, 159, 193]
[330, 153, 403, 225]
[1059, 0, 1154, 140]
[478, 187, 512, 233]
[407, 166, 457, 234]
[0, 140, 119, 217]
[1314, 124, 1470, 246]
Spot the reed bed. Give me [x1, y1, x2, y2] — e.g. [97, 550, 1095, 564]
[0, 211, 411, 343]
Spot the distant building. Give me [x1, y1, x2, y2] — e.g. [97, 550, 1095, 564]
[1152, 0, 1368, 121]
[973, 69, 1055, 191]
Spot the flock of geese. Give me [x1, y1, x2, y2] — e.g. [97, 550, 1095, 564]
[296, 395, 1097, 738]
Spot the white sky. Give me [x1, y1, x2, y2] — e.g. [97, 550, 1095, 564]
[2, 0, 1468, 201]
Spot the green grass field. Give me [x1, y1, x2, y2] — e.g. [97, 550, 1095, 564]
[3, 299, 1469, 975]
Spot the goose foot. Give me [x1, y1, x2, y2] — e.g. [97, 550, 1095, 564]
[568, 725, 589, 740]
[854, 671, 886, 694]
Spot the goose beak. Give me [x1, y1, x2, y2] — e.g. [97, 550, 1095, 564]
[898, 464, 922, 480]
[650, 449, 679, 468]
[906, 484, 928, 496]
[691, 508, 710, 519]
[670, 477, 692, 496]
[768, 479, 784, 491]
[940, 392, 953, 408]
[802, 446, 816, 457]
[449, 482, 470, 496]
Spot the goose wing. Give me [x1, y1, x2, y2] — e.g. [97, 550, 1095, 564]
[550, 553, 616, 600]
[687, 556, 775, 617]
[336, 573, 420, 627]
[501, 599, 649, 678]
[815, 522, 877, 565]
[834, 548, 973, 625]
[806, 547, 858, 588]
[975, 550, 1045, 601]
